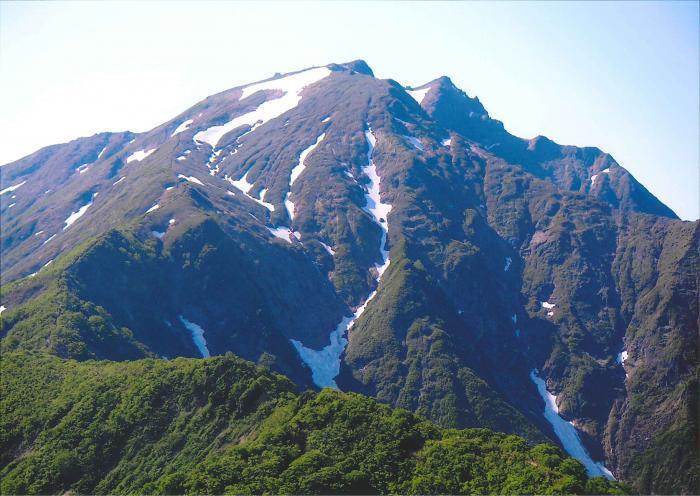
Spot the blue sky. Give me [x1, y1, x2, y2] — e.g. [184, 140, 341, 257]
[1, 1, 697, 219]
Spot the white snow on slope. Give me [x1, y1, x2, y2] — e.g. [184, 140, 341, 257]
[43, 234, 57, 245]
[407, 86, 431, 104]
[63, 193, 97, 230]
[403, 135, 424, 151]
[171, 119, 193, 137]
[616, 350, 628, 364]
[267, 226, 299, 244]
[285, 132, 326, 220]
[590, 168, 610, 186]
[34, 231, 44, 236]
[291, 125, 393, 389]
[442, 138, 452, 147]
[178, 174, 204, 186]
[145, 203, 160, 214]
[257, 189, 275, 211]
[193, 67, 331, 148]
[226, 171, 254, 194]
[322, 116, 331, 123]
[504, 257, 512, 272]
[226, 171, 274, 211]
[541, 301, 555, 309]
[126, 148, 157, 163]
[0, 180, 26, 196]
[113, 177, 126, 185]
[530, 369, 615, 479]
[7, 203, 15, 209]
[179, 316, 210, 358]
[0, 305, 5, 315]
[97, 146, 107, 159]
[320, 242, 335, 256]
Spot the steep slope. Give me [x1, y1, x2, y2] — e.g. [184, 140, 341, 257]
[0, 352, 627, 495]
[1, 60, 696, 493]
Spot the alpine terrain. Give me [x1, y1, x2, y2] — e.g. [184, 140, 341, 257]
[1, 60, 696, 494]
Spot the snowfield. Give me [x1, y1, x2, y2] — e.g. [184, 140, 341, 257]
[530, 369, 615, 480]
[291, 125, 393, 389]
[285, 132, 326, 220]
[179, 316, 210, 358]
[407, 86, 431, 104]
[63, 193, 98, 230]
[126, 148, 157, 163]
[0, 180, 27, 196]
[193, 67, 331, 148]
[177, 174, 204, 186]
[267, 226, 299, 244]
[403, 135, 424, 151]
[171, 119, 193, 137]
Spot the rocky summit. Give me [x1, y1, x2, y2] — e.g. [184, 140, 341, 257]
[0, 60, 697, 494]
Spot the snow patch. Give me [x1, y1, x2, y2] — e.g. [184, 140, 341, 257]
[285, 132, 326, 220]
[179, 316, 210, 358]
[63, 193, 97, 230]
[113, 177, 126, 185]
[227, 171, 274, 211]
[177, 174, 204, 186]
[442, 138, 452, 147]
[504, 257, 512, 272]
[267, 226, 298, 244]
[616, 350, 628, 365]
[97, 146, 107, 159]
[321, 116, 331, 123]
[0, 180, 26, 196]
[171, 119, 193, 137]
[34, 231, 44, 236]
[290, 133, 325, 185]
[7, 203, 16, 208]
[530, 369, 615, 479]
[320, 242, 335, 256]
[226, 171, 254, 194]
[407, 86, 431, 104]
[145, 203, 160, 214]
[541, 301, 556, 309]
[43, 234, 57, 245]
[193, 67, 331, 148]
[126, 148, 157, 163]
[152, 230, 165, 239]
[257, 189, 275, 211]
[0, 305, 5, 315]
[402, 135, 424, 151]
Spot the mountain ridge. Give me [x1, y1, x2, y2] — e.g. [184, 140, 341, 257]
[1, 59, 697, 494]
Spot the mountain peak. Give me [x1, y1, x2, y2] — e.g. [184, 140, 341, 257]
[331, 59, 374, 76]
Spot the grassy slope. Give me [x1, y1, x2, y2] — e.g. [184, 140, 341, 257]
[0, 352, 627, 495]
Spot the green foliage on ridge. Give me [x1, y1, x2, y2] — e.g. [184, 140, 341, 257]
[0, 352, 627, 495]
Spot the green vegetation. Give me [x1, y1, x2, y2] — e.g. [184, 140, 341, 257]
[0, 352, 627, 495]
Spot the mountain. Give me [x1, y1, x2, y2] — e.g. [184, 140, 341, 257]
[1, 59, 697, 494]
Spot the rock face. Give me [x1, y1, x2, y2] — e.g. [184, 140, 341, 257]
[1, 60, 697, 493]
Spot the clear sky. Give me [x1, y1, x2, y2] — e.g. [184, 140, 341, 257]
[1, 1, 697, 219]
